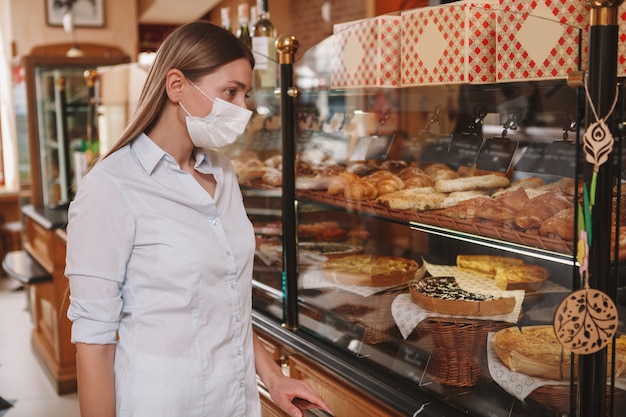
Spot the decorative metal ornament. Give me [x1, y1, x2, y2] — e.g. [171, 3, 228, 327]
[553, 74, 620, 355]
[583, 119, 614, 171]
[554, 284, 618, 354]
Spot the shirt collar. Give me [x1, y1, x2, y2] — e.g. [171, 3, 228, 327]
[130, 133, 211, 175]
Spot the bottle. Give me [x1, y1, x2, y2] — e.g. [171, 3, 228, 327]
[252, 0, 277, 89]
[220, 7, 232, 33]
[237, 4, 252, 49]
[250, 6, 258, 33]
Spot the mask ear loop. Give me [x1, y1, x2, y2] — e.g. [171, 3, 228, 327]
[188, 79, 215, 103]
[178, 101, 193, 117]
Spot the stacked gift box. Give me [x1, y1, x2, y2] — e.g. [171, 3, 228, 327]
[331, 0, 625, 88]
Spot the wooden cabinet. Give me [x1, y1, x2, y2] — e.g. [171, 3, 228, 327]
[21, 205, 74, 394]
[288, 355, 402, 417]
[255, 327, 404, 417]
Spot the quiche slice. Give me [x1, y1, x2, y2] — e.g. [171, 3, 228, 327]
[321, 254, 419, 287]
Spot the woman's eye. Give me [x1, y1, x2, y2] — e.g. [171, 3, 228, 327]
[225, 88, 236, 96]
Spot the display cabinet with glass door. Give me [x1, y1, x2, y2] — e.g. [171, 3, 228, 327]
[239, 6, 626, 417]
[22, 53, 129, 208]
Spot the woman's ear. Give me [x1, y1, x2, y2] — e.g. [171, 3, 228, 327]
[165, 69, 185, 102]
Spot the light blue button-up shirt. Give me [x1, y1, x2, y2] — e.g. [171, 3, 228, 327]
[66, 133, 260, 417]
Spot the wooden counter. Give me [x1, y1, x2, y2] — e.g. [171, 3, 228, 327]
[21, 205, 75, 394]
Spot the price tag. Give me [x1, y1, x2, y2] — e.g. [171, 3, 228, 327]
[349, 134, 395, 161]
[448, 133, 483, 167]
[418, 135, 453, 164]
[300, 132, 350, 164]
[250, 128, 282, 152]
[475, 138, 518, 173]
[514, 141, 580, 177]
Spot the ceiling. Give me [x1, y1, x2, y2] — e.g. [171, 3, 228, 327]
[137, 0, 221, 24]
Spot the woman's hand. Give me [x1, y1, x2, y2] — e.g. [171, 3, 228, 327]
[263, 372, 333, 417]
[253, 331, 332, 416]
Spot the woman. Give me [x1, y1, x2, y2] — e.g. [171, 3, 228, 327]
[65, 21, 330, 417]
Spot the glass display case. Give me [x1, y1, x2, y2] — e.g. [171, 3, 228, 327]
[229, 6, 625, 417]
[21, 54, 129, 208]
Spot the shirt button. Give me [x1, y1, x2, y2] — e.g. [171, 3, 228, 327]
[230, 283, 236, 290]
[212, 219, 219, 225]
[235, 315, 240, 322]
[226, 251, 232, 256]
[237, 349, 243, 355]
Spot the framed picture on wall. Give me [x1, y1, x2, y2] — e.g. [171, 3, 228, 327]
[46, 0, 105, 28]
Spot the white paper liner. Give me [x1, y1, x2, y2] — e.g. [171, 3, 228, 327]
[300, 262, 427, 297]
[391, 291, 524, 340]
[486, 332, 626, 401]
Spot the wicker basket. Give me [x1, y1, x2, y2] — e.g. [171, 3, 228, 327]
[529, 385, 626, 417]
[414, 317, 515, 387]
[328, 285, 407, 345]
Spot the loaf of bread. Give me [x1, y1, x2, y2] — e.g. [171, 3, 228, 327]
[435, 174, 510, 193]
[438, 196, 491, 219]
[376, 187, 437, 210]
[514, 190, 573, 230]
[409, 276, 516, 316]
[539, 207, 575, 241]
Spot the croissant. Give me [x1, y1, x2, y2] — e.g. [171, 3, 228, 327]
[376, 177, 404, 196]
[345, 180, 378, 201]
[424, 163, 459, 182]
[403, 173, 433, 189]
[363, 170, 394, 184]
[327, 172, 359, 195]
[398, 167, 426, 181]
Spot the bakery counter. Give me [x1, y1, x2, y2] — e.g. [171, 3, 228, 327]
[20, 205, 75, 394]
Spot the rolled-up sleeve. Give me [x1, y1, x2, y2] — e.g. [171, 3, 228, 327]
[65, 169, 136, 344]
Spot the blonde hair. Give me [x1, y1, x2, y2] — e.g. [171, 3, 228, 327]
[102, 21, 254, 158]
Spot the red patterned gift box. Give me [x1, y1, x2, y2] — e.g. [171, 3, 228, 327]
[496, 0, 590, 82]
[331, 15, 401, 89]
[401, 1, 497, 86]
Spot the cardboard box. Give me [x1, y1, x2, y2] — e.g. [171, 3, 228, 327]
[401, 1, 497, 86]
[496, 0, 590, 82]
[331, 15, 401, 88]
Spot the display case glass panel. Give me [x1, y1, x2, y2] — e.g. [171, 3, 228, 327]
[238, 7, 626, 416]
[22, 54, 129, 208]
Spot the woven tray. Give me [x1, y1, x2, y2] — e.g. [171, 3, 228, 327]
[326, 285, 407, 345]
[414, 317, 515, 387]
[297, 190, 575, 255]
[529, 385, 626, 417]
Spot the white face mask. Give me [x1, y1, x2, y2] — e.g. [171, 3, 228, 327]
[179, 81, 252, 148]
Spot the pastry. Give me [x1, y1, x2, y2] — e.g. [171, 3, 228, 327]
[434, 174, 510, 193]
[492, 326, 626, 380]
[344, 180, 378, 201]
[539, 207, 575, 241]
[376, 187, 438, 210]
[327, 172, 359, 195]
[514, 190, 573, 230]
[409, 276, 516, 316]
[456, 255, 549, 291]
[423, 163, 459, 182]
[321, 254, 419, 286]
